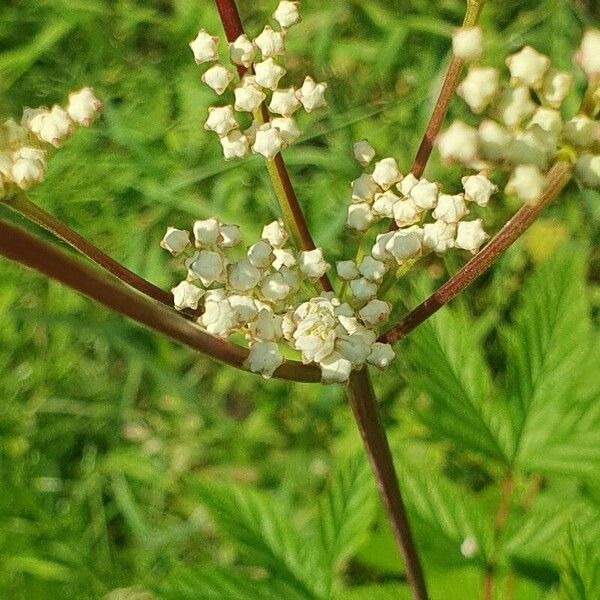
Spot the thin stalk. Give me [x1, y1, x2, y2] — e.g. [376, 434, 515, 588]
[347, 370, 429, 600]
[381, 160, 573, 345]
[0, 218, 321, 384]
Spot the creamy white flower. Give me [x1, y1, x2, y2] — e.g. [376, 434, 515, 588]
[397, 172, 419, 196]
[28, 105, 73, 148]
[229, 34, 256, 67]
[353, 140, 376, 167]
[541, 68, 573, 109]
[437, 120, 479, 165]
[457, 67, 499, 113]
[368, 343, 395, 369]
[247, 240, 274, 268]
[529, 108, 563, 139]
[245, 341, 283, 378]
[248, 309, 283, 341]
[351, 173, 380, 202]
[320, 351, 352, 384]
[506, 164, 546, 204]
[372, 190, 399, 218]
[371, 232, 394, 262]
[193, 218, 221, 246]
[1, 119, 28, 149]
[452, 27, 484, 62]
[494, 86, 536, 128]
[67, 88, 102, 126]
[506, 129, 550, 169]
[292, 297, 337, 363]
[299, 248, 330, 279]
[254, 58, 286, 90]
[349, 277, 378, 303]
[190, 30, 219, 64]
[575, 153, 600, 188]
[409, 178, 439, 210]
[506, 46, 550, 89]
[220, 129, 250, 159]
[228, 258, 261, 291]
[372, 157, 401, 189]
[295, 76, 327, 112]
[269, 87, 301, 117]
[261, 220, 287, 248]
[205, 106, 237, 136]
[432, 193, 469, 224]
[234, 80, 266, 112]
[252, 124, 284, 159]
[171, 280, 204, 310]
[478, 120, 512, 162]
[273, 1, 301, 29]
[336, 325, 376, 366]
[200, 293, 237, 337]
[336, 260, 359, 280]
[359, 256, 388, 283]
[423, 221, 456, 254]
[261, 271, 292, 302]
[10, 147, 46, 189]
[161, 226, 190, 256]
[385, 229, 422, 263]
[202, 64, 233, 95]
[359, 299, 391, 326]
[255, 25, 285, 59]
[272, 248, 296, 270]
[392, 197, 421, 227]
[271, 117, 301, 145]
[187, 250, 226, 286]
[576, 29, 600, 78]
[563, 115, 599, 148]
[455, 219, 489, 253]
[346, 202, 374, 231]
[229, 294, 258, 324]
[462, 174, 498, 207]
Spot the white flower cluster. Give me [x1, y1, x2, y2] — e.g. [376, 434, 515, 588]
[189, 1, 327, 161]
[345, 140, 496, 302]
[0, 88, 102, 197]
[161, 217, 394, 382]
[438, 27, 600, 203]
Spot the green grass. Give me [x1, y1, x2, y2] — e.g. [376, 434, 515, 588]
[0, 0, 599, 598]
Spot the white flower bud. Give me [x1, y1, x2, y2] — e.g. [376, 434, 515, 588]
[452, 27, 484, 62]
[432, 193, 469, 224]
[336, 260, 359, 280]
[506, 46, 550, 89]
[478, 120, 512, 162]
[67, 88, 102, 126]
[205, 106, 237, 137]
[368, 342, 395, 369]
[320, 352, 352, 384]
[248, 308, 283, 342]
[575, 153, 600, 188]
[461, 537, 478, 559]
[506, 164, 546, 204]
[229, 34, 256, 67]
[229, 294, 258, 324]
[529, 108, 563, 139]
[252, 124, 284, 159]
[462, 174, 498, 207]
[273, 1, 301, 29]
[161, 226, 190, 256]
[202, 64, 233, 95]
[359, 299, 391, 327]
[269, 87, 301, 117]
[248, 240, 274, 268]
[292, 297, 337, 363]
[336, 326, 376, 366]
[201, 293, 237, 337]
[187, 250, 226, 286]
[371, 232, 394, 262]
[10, 147, 46, 189]
[455, 219, 489, 254]
[437, 120, 479, 165]
[392, 197, 421, 227]
[358, 256, 387, 283]
[295, 76, 327, 112]
[494, 86, 536, 128]
[385, 229, 422, 263]
[245, 341, 283, 378]
[506, 129, 551, 169]
[409, 178, 439, 209]
[353, 139, 376, 167]
[423, 221, 456, 254]
[372, 157, 401, 189]
[254, 25, 285, 59]
[372, 190, 399, 218]
[541, 69, 573, 109]
[262, 220, 288, 247]
[351, 173, 380, 202]
[171, 280, 204, 311]
[457, 67, 499, 113]
[28, 105, 73, 148]
[220, 129, 250, 160]
[254, 58, 286, 90]
[576, 29, 600, 79]
[1, 119, 28, 150]
[234, 79, 266, 112]
[280, 265, 300, 294]
[272, 248, 296, 270]
[349, 277, 378, 303]
[271, 116, 301, 145]
[347, 202, 374, 231]
[397, 172, 419, 197]
[228, 258, 261, 291]
[563, 115, 599, 148]
[189, 30, 219, 64]
[219, 224, 241, 249]
[193, 218, 221, 246]
[299, 248, 330, 279]
[261, 272, 292, 302]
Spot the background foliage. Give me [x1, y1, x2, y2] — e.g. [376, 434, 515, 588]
[0, 0, 599, 598]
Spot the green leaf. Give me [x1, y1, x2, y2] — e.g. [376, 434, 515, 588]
[336, 583, 412, 600]
[560, 528, 600, 599]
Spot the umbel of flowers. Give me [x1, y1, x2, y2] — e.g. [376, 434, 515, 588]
[189, 0, 327, 160]
[438, 25, 600, 202]
[0, 89, 102, 198]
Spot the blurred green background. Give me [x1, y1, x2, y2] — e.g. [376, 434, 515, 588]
[1, 0, 599, 599]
